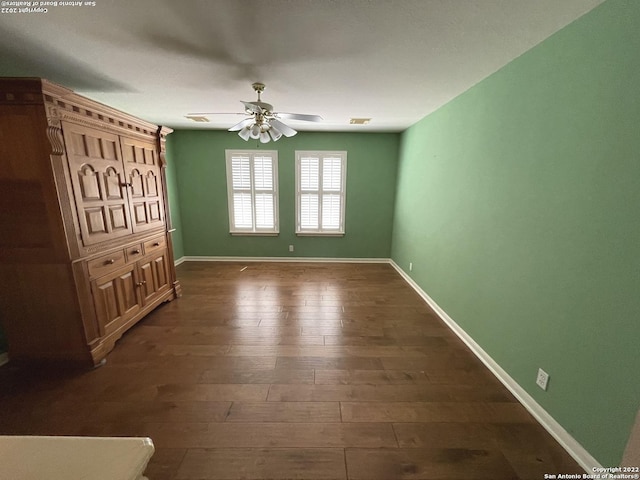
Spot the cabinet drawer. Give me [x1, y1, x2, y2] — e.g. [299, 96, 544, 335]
[87, 250, 126, 278]
[144, 236, 166, 254]
[125, 243, 144, 261]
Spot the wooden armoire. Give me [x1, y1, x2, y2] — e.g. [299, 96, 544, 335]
[0, 78, 181, 367]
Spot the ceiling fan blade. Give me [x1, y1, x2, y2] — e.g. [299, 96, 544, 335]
[269, 118, 297, 137]
[275, 112, 322, 122]
[228, 118, 255, 132]
[188, 112, 246, 116]
[242, 101, 263, 114]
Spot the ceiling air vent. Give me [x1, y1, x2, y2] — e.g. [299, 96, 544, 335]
[349, 118, 371, 125]
[185, 115, 210, 123]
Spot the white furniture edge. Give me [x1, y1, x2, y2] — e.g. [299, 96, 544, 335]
[0, 435, 154, 480]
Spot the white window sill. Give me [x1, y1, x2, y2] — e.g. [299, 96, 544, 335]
[296, 232, 345, 237]
[230, 232, 279, 236]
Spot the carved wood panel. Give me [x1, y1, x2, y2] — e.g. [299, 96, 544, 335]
[120, 136, 165, 233]
[91, 263, 141, 337]
[62, 122, 133, 246]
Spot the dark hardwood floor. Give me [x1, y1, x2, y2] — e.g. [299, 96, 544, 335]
[0, 262, 583, 479]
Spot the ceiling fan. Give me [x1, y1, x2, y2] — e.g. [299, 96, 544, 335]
[189, 82, 322, 143]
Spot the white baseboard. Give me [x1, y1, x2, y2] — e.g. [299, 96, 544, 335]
[0, 352, 8, 367]
[174, 256, 186, 266]
[389, 260, 601, 472]
[179, 255, 390, 264]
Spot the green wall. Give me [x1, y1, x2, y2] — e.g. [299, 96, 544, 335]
[391, 0, 640, 466]
[168, 130, 399, 258]
[165, 138, 185, 260]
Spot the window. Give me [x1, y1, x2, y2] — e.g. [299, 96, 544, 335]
[225, 150, 279, 234]
[295, 151, 347, 235]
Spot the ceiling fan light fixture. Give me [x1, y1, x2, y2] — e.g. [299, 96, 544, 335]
[259, 131, 271, 143]
[238, 126, 252, 141]
[249, 124, 261, 139]
[269, 127, 282, 141]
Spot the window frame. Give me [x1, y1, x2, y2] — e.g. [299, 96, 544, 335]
[295, 150, 347, 236]
[225, 149, 279, 236]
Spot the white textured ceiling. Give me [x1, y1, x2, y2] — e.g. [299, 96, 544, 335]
[0, 0, 604, 132]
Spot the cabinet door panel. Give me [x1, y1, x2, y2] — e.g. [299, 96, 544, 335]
[63, 122, 133, 246]
[138, 258, 158, 305]
[92, 263, 141, 337]
[121, 136, 165, 233]
[153, 252, 170, 293]
[136, 249, 170, 306]
[94, 281, 119, 330]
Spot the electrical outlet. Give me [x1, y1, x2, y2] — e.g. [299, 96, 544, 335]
[536, 368, 549, 391]
[288, 245, 294, 252]
[409, 262, 413, 271]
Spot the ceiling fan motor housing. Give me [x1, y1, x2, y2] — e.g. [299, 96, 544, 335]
[247, 101, 274, 114]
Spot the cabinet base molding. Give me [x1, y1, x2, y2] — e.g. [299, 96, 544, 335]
[89, 288, 177, 366]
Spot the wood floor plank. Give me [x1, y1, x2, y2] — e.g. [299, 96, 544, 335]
[107, 355, 278, 370]
[275, 356, 384, 370]
[301, 325, 385, 336]
[381, 354, 484, 371]
[345, 448, 519, 479]
[143, 448, 187, 480]
[226, 402, 341, 423]
[228, 345, 430, 357]
[122, 326, 324, 346]
[324, 335, 449, 347]
[314, 369, 430, 385]
[146, 344, 232, 357]
[88, 400, 233, 424]
[155, 384, 269, 402]
[142, 315, 262, 327]
[144, 422, 397, 448]
[493, 423, 585, 479]
[393, 422, 501, 449]
[268, 384, 515, 402]
[176, 448, 346, 480]
[426, 370, 506, 386]
[199, 368, 314, 384]
[340, 402, 534, 423]
[258, 318, 344, 327]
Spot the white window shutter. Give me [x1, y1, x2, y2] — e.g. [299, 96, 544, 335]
[295, 151, 346, 235]
[233, 192, 253, 228]
[226, 150, 279, 234]
[300, 156, 319, 190]
[300, 193, 319, 229]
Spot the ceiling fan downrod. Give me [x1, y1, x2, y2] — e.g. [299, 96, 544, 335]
[252, 82, 265, 102]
